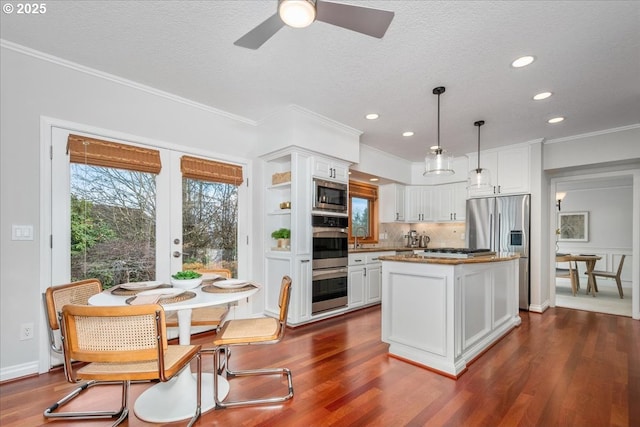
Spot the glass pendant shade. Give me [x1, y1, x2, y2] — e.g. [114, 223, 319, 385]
[424, 86, 455, 176]
[425, 149, 454, 176]
[468, 167, 492, 188]
[467, 120, 491, 188]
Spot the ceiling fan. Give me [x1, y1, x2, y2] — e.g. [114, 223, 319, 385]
[234, 0, 394, 50]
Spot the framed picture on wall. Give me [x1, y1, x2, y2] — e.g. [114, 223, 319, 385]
[558, 211, 589, 242]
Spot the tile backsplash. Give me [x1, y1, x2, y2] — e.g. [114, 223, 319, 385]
[377, 222, 466, 249]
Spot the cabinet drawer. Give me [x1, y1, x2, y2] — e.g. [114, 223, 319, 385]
[348, 254, 366, 265]
[365, 252, 395, 263]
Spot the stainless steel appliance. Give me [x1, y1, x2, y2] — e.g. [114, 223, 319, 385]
[466, 194, 531, 310]
[312, 215, 348, 314]
[406, 230, 419, 248]
[313, 178, 348, 214]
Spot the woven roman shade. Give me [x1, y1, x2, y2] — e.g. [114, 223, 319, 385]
[349, 181, 378, 199]
[181, 155, 244, 186]
[67, 134, 162, 174]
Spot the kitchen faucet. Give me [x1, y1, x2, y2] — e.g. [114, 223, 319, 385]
[354, 226, 366, 249]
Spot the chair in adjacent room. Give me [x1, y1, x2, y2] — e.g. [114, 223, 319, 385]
[207, 275, 293, 409]
[165, 268, 232, 330]
[555, 257, 580, 296]
[57, 303, 202, 426]
[590, 255, 626, 298]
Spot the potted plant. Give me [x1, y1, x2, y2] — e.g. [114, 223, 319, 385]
[271, 228, 291, 249]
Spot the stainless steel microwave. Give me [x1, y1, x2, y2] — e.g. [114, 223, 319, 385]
[313, 178, 348, 213]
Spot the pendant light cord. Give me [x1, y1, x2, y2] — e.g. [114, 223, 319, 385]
[474, 120, 485, 172]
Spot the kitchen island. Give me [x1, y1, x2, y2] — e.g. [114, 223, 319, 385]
[379, 253, 521, 378]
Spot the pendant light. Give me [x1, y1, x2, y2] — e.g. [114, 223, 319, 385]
[424, 86, 454, 176]
[467, 120, 492, 188]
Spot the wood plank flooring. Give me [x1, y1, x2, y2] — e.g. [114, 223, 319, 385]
[1, 305, 639, 426]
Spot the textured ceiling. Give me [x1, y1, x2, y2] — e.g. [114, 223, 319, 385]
[1, 0, 639, 162]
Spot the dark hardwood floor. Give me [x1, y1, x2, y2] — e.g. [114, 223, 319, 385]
[1, 305, 639, 426]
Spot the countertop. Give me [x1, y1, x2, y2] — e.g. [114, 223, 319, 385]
[378, 253, 520, 265]
[348, 247, 416, 254]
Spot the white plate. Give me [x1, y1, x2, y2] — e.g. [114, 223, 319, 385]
[119, 281, 163, 290]
[200, 273, 225, 281]
[137, 288, 185, 297]
[214, 279, 250, 289]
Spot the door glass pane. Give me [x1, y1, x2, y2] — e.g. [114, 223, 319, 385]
[351, 196, 370, 238]
[70, 164, 156, 287]
[182, 178, 238, 276]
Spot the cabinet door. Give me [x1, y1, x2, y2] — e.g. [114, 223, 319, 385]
[365, 263, 382, 303]
[379, 184, 405, 222]
[451, 181, 467, 221]
[348, 265, 365, 308]
[496, 147, 529, 194]
[433, 186, 453, 221]
[406, 186, 432, 222]
[312, 157, 349, 182]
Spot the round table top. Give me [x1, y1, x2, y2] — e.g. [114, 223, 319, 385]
[89, 282, 260, 310]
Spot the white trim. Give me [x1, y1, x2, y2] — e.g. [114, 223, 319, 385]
[544, 124, 640, 145]
[1, 39, 255, 126]
[0, 361, 40, 383]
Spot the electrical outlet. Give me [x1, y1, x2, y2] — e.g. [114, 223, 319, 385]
[19, 322, 34, 341]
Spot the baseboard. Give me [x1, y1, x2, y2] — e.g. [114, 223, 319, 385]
[0, 361, 39, 383]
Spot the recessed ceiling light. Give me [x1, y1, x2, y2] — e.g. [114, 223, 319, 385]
[511, 55, 535, 68]
[365, 113, 379, 120]
[533, 91, 552, 100]
[548, 117, 565, 124]
[369, 178, 379, 182]
[402, 131, 414, 137]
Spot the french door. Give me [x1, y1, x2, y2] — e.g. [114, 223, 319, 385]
[51, 127, 245, 285]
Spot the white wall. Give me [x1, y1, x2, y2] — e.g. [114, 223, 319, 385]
[0, 44, 260, 379]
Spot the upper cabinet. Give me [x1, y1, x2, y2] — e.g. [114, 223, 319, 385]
[379, 183, 405, 222]
[467, 145, 530, 197]
[405, 186, 433, 222]
[432, 182, 467, 222]
[312, 157, 349, 182]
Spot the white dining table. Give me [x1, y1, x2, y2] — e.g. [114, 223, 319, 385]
[88, 281, 260, 423]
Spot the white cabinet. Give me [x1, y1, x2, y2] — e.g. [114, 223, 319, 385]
[432, 182, 467, 221]
[468, 145, 530, 197]
[348, 251, 394, 308]
[312, 157, 349, 182]
[379, 183, 405, 222]
[405, 186, 433, 222]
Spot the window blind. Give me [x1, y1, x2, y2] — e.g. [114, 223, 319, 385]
[66, 134, 162, 174]
[181, 155, 244, 186]
[349, 181, 378, 199]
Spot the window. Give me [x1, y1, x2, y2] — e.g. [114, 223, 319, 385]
[348, 180, 378, 246]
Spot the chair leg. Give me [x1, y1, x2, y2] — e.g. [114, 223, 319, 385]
[187, 353, 202, 427]
[615, 277, 624, 299]
[43, 380, 128, 422]
[213, 345, 293, 409]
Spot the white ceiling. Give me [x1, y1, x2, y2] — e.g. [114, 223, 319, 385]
[1, 1, 639, 162]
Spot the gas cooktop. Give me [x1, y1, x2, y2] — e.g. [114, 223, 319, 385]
[418, 248, 496, 259]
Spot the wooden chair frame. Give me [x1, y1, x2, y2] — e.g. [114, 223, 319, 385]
[56, 303, 201, 426]
[590, 255, 626, 298]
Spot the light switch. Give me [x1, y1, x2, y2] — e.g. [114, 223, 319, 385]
[12, 225, 34, 241]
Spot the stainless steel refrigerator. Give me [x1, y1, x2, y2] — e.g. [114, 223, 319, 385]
[466, 194, 531, 310]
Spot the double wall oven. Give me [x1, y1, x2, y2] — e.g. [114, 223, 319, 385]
[311, 215, 348, 314]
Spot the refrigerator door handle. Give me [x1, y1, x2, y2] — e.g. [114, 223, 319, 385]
[497, 213, 502, 252]
[490, 213, 494, 250]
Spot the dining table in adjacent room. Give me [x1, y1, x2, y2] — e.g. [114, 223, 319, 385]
[555, 254, 602, 297]
[88, 278, 260, 423]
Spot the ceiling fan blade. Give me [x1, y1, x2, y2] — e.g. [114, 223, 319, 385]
[316, 0, 394, 39]
[234, 13, 285, 50]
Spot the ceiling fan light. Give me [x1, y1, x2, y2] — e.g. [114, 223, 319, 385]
[279, 0, 317, 28]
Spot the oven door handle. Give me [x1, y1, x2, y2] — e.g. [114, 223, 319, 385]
[313, 229, 348, 237]
[312, 267, 348, 280]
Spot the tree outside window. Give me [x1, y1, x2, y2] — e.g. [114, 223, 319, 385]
[349, 181, 378, 245]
